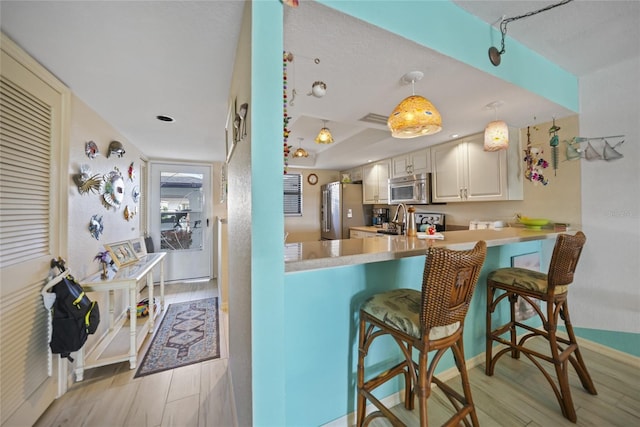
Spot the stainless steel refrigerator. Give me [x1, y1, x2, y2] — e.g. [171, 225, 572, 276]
[321, 182, 371, 240]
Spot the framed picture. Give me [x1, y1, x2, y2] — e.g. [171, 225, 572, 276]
[105, 240, 139, 268]
[129, 236, 147, 257]
[511, 252, 541, 321]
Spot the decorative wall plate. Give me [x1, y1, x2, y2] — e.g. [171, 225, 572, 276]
[101, 167, 125, 209]
[73, 164, 102, 195]
[128, 162, 136, 181]
[108, 140, 126, 158]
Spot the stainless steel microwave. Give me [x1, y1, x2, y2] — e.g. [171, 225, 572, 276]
[388, 173, 431, 205]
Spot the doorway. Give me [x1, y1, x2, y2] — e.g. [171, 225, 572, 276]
[149, 162, 213, 282]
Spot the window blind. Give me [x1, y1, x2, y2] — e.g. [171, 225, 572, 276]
[283, 173, 302, 216]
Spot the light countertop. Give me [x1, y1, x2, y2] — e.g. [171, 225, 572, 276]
[285, 228, 564, 273]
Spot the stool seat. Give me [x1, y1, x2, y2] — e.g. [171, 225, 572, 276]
[488, 267, 569, 295]
[362, 288, 460, 340]
[485, 232, 597, 423]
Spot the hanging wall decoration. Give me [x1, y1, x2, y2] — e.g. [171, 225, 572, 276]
[85, 141, 100, 159]
[107, 140, 126, 158]
[73, 164, 102, 195]
[124, 205, 136, 221]
[523, 126, 549, 186]
[128, 162, 136, 181]
[564, 135, 625, 162]
[548, 118, 560, 175]
[100, 167, 125, 209]
[132, 185, 140, 203]
[89, 214, 104, 240]
[283, 51, 294, 174]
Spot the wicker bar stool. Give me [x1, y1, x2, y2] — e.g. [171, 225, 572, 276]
[485, 231, 597, 422]
[357, 241, 487, 427]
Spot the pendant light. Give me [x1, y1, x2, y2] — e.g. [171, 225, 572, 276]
[315, 120, 334, 144]
[293, 137, 309, 158]
[484, 101, 509, 151]
[387, 71, 442, 138]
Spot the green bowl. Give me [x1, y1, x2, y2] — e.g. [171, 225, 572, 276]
[519, 217, 549, 230]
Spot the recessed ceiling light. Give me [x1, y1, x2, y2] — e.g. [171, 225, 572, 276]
[156, 115, 174, 122]
[450, 134, 459, 138]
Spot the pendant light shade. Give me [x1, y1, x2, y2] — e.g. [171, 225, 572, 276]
[387, 71, 442, 139]
[293, 138, 309, 158]
[315, 121, 334, 144]
[484, 120, 509, 151]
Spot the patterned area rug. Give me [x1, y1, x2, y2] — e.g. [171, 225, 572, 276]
[135, 297, 219, 377]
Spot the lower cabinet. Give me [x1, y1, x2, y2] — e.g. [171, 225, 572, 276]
[350, 230, 378, 238]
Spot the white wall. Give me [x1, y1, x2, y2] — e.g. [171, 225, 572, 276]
[576, 56, 640, 333]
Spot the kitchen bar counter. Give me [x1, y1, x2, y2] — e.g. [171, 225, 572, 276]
[285, 227, 563, 272]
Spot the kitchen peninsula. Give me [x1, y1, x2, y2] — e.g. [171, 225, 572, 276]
[282, 227, 566, 425]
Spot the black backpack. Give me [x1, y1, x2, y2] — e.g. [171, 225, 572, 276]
[49, 269, 100, 361]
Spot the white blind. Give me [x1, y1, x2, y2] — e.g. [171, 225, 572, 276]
[283, 173, 302, 215]
[0, 77, 52, 268]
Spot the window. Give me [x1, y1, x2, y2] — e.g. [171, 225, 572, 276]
[284, 173, 303, 216]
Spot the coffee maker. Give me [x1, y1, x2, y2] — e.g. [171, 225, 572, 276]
[372, 208, 389, 227]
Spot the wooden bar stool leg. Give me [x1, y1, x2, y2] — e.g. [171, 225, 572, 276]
[562, 302, 598, 395]
[454, 337, 479, 427]
[356, 314, 367, 427]
[417, 351, 429, 427]
[485, 284, 494, 376]
[508, 293, 519, 359]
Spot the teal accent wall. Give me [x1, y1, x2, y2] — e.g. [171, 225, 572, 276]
[251, 1, 286, 424]
[318, 0, 578, 112]
[282, 241, 543, 425]
[569, 328, 640, 357]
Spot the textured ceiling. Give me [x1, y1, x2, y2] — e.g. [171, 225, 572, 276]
[1, 0, 638, 170]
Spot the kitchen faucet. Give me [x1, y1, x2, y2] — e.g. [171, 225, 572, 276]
[391, 203, 407, 235]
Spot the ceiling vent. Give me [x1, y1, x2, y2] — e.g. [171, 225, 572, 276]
[359, 113, 389, 127]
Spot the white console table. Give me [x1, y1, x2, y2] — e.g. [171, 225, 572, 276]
[75, 252, 166, 381]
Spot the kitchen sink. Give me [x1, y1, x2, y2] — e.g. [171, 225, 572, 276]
[377, 229, 401, 235]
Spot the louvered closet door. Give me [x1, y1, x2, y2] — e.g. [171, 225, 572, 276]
[1, 36, 68, 427]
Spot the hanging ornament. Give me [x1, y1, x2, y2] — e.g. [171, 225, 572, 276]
[283, 51, 294, 174]
[523, 126, 549, 186]
[281, 0, 299, 7]
[548, 118, 560, 176]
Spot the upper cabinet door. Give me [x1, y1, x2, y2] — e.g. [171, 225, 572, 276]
[431, 140, 464, 202]
[362, 160, 390, 204]
[464, 137, 507, 201]
[390, 148, 431, 178]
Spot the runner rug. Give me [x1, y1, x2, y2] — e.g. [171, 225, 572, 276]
[135, 297, 219, 377]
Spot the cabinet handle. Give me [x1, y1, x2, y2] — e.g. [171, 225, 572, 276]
[459, 188, 463, 199]
[464, 188, 468, 199]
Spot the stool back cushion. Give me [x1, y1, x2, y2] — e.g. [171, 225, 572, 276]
[421, 241, 487, 329]
[548, 231, 586, 289]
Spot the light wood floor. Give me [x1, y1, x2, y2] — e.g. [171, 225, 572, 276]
[34, 280, 236, 427]
[35, 281, 639, 427]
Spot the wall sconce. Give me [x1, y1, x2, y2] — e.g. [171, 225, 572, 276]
[315, 120, 334, 144]
[387, 71, 442, 138]
[484, 101, 508, 151]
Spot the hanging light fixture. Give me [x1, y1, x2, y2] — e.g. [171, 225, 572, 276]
[293, 137, 309, 158]
[388, 71, 442, 138]
[315, 120, 334, 144]
[488, 0, 574, 66]
[484, 101, 509, 151]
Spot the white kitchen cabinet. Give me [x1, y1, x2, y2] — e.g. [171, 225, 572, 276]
[362, 160, 390, 204]
[431, 133, 508, 203]
[340, 166, 363, 183]
[391, 148, 431, 178]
